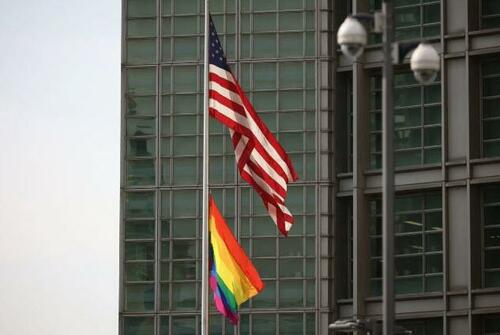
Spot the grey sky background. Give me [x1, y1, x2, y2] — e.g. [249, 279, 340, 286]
[0, 1, 121, 334]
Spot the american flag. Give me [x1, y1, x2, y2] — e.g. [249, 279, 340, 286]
[207, 17, 298, 236]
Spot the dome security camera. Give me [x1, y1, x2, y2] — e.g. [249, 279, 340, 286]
[410, 43, 440, 85]
[337, 16, 367, 60]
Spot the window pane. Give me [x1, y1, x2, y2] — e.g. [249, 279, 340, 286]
[172, 316, 197, 335]
[126, 262, 154, 281]
[126, 192, 155, 218]
[127, 96, 155, 116]
[253, 34, 276, 58]
[128, 19, 156, 38]
[172, 282, 196, 309]
[127, 39, 156, 64]
[127, 160, 155, 186]
[279, 280, 303, 307]
[127, 68, 156, 94]
[128, 0, 156, 17]
[252, 314, 276, 334]
[125, 284, 154, 311]
[126, 242, 155, 260]
[124, 317, 154, 335]
[254, 63, 276, 89]
[125, 220, 155, 239]
[172, 240, 196, 259]
[279, 314, 302, 335]
[279, 33, 302, 57]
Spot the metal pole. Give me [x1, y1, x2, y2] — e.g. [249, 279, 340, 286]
[201, 1, 210, 334]
[381, 1, 395, 335]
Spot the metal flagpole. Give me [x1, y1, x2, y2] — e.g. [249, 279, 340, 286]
[201, 0, 210, 334]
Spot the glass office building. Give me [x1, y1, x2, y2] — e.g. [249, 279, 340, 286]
[120, 0, 500, 334]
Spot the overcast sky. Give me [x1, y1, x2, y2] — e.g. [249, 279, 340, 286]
[0, 1, 120, 334]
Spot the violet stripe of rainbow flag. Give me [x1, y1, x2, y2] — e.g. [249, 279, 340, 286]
[208, 196, 264, 324]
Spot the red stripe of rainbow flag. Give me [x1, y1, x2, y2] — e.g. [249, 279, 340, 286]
[209, 196, 264, 324]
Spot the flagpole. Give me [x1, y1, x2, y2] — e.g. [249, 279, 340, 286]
[201, 0, 210, 334]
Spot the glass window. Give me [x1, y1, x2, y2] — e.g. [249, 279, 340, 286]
[398, 318, 443, 335]
[481, 58, 500, 157]
[370, 192, 443, 295]
[482, 0, 500, 29]
[370, 72, 441, 169]
[483, 185, 500, 287]
[370, 0, 440, 42]
[124, 317, 154, 335]
[484, 314, 500, 334]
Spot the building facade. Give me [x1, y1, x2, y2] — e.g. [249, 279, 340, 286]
[120, 0, 500, 334]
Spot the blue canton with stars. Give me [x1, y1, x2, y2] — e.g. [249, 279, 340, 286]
[209, 17, 230, 72]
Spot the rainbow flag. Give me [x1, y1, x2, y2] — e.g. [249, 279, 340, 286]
[209, 196, 264, 324]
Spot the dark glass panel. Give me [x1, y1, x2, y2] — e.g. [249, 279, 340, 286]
[483, 98, 500, 118]
[395, 234, 422, 254]
[125, 284, 154, 311]
[279, 32, 303, 57]
[485, 227, 500, 247]
[124, 317, 154, 335]
[395, 194, 422, 212]
[126, 262, 154, 281]
[280, 62, 303, 89]
[484, 188, 500, 204]
[126, 220, 155, 239]
[172, 282, 196, 309]
[279, 314, 302, 335]
[127, 160, 155, 186]
[280, 237, 303, 256]
[171, 316, 197, 335]
[127, 68, 156, 94]
[128, 19, 156, 38]
[395, 107, 421, 128]
[253, 33, 277, 58]
[252, 238, 276, 257]
[426, 254, 443, 273]
[127, 96, 155, 116]
[252, 314, 276, 335]
[127, 118, 155, 136]
[254, 13, 276, 32]
[279, 12, 303, 31]
[279, 280, 303, 307]
[426, 233, 443, 251]
[126, 242, 155, 260]
[252, 281, 276, 307]
[128, 138, 155, 157]
[127, 0, 156, 17]
[173, 37, 199, 61]
[254, 63, 276, 89]
[254, 259, 276, 278]
[126, 192, 155, 218]
[172, 240, 196, 259]
[484, 77, 500, 97]
[279, 258, 303, 278]
[172, 261, 197, 280]
[396, 256, 422, 276]
[127, 39, 156, 64]
[173, 0, 198, 14]
[484, 141, 500, 157]
[172, 190, 198, 216]
[395, 277, 422, 294]
[485, 271, 500, 287]
[395, 213, 422, 233]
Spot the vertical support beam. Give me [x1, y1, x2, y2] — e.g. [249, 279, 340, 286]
[352, 62, 370, 323]
[381, 1, 395, 335]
